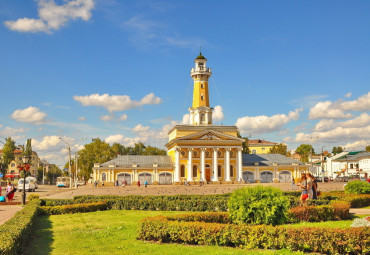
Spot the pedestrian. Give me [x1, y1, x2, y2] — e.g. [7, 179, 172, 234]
[296, 173, 308, 206]
[137, 180, 141, 187]
[308, 173, 318, 200]
[239, 177, 243, 184]
[102, 181, 104, 186]
[306, 174, 313, 200]
[115, 180, 118, 187]
[0, 185, 2, 196]
[291, 177, 295, 190]
[199, 178, 203, 186]
[144, 180, 148, 187]
[6, 181, 15, 202]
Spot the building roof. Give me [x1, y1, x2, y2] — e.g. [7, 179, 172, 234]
[242, 153, 305, 166]
[99, 155, 173, 168]
[335, 151, 370, 161]
[248, 139, 277, 146]
[196, 52, 206, 59]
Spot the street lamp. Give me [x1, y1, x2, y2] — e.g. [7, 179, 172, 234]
[59, 137, 72, 189]
[18, 155, 31, 205]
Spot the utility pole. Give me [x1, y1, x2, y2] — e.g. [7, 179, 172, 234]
[75, 151, 78, 188]
[60, 137, 72, 189]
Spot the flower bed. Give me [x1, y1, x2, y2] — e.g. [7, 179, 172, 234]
[138, 212, 370, 254]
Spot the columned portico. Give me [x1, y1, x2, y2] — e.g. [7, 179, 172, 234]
[200, 148, 206, 181]
[237, 148, 242, 181]
[213, 148, 218, 181]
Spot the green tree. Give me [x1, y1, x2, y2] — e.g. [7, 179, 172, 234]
[143, 145, 167, 155]
[268, 143, 288, 155]
[111, 143, 126, 156]
[46, 164, 63, 185]
[366, 145, 370, 152]
[332, 146, 344, 155]
[237, 132, 250, 154]
[0, 137, 16, 176]
[78, 138, 115, 180]
[296, 144, 313, 162]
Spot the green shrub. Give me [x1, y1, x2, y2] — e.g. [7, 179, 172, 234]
[28, 194, 39, 201]
[138, 213, 370, 254]
[0, 199, 41, 254]
[40, 201, 109, 215]
[228, 186, 289, 225]
[342, 194, 370, 208]
[345, 180, 370, 194]
[287, 202, 350, 222]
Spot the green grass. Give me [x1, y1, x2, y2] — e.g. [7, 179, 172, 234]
[29, 210, 306, 255]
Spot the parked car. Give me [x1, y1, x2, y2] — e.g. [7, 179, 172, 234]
[17, 179, 36, 192]
[26, 176, 38, 189]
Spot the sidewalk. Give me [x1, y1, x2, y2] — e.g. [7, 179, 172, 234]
[349, 208, 370, 215]
[0, 205, 23, 225]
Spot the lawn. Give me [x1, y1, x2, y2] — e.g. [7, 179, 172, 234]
[28, 210, 364, 255]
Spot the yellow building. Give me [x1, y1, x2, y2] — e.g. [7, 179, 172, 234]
[93, 53, 308, 185]
[248, 139, 278, 154]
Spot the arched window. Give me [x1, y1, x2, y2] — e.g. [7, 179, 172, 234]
[252, 150, 256, 154]
[101, 173, 107, 181]
[192, 165, 198, 177]
[180, 165, 185, 178]
[230, 165, 234, 177]
[200, 114, 205, 124]
[217, 165, 222, 177]
[11, 163, 15, 167]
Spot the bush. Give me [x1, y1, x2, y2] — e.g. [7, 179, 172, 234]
[0, 199, 41, 254]
[28, 194, 39, 201]
[342, 194, 370, 208]
[288, 202, 350, 222]
[228, 186, 289, 225]
[345, 180, 370, 194]
[40, 201, 109, 215]
[138, 213, 370, 254]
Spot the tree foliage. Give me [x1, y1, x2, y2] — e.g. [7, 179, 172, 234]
[332, 146, 344, 155]
[268, 143, 288, 155]
[0, 137, 16, 175]
[366, 145, 370, 152]
[296, 144, 313, 162]
[76, 139, 166, 179]
[237, 132, 250, 154]
[46, 164, 63, 185]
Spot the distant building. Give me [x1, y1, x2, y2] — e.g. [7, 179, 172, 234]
[248, 139, 278, 154]
[0, 148, 41, 179]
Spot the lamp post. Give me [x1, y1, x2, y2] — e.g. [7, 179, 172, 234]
[18, 155, 31, 205]
[59, 137, 72, 189]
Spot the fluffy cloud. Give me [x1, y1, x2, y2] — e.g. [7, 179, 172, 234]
[340, 92, 370, 111]
[212, 105, 224, 122]
[236, 109, 302, 135]
[78, 116, 86, 121]
[314, 113, 370, 132]
[132, 124, 150, 133]
[4, 0, 95, 33]
[308, 101, 352, 120]
[0, 127, 28, 138]
[11, 106, 47, 124]
[342, 140, 370, 151]
[105, 134, 146, 147]
[119, 114, 127, 121]
[73, 92, 163, 112]
[182, 114, 190, 124]
[100, 114, 114, 121]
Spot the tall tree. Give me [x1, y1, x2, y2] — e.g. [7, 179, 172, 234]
[46, 164, 63, 185]
[143, 145, 167, 155]
[296, 144, 313, 162]
[332, 146, 344, 155]
[366, 145, 370, 152]
[269, 143, 288, 155]
[0, 137, 16, 176]
[237, 132, 250, 154]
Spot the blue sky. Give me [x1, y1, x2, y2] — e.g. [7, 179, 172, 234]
[0, 0, 369, 167]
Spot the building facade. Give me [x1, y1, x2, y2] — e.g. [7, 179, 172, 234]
[93, 54, 308, 185]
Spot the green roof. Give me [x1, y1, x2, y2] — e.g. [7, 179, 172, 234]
[196, 52, 206, 59]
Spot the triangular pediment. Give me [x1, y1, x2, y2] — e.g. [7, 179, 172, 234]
[176, 129, 244, 142]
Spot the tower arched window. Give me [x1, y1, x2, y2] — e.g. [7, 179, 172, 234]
[201, 94, 204, 100]
[201, 83, 204, 88]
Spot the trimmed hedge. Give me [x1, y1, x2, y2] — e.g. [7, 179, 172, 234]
[342, 194, 370, 208]
[287, 201, 350, 222]
[40, 202, 109, 215]
[138, 213, 370, 254]
[0, 200, 41, 255]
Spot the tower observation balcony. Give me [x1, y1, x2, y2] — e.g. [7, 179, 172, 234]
[190, 67, 212, 76]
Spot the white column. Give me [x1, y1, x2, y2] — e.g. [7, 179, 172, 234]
[174, 147, 181, 182]
[187, 148, 193, 181]
[201, 148, 206, 181]
[97, 169, 100, 181]
[225, 148, 231, 182]
[213, 148, 218, 181]
[237, 148, 242, 181]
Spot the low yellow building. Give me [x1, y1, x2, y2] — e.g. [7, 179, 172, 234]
[93, 53, 308, 185]
[248, 139, 277, 154]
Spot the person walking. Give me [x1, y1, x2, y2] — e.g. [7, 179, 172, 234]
[6, 181, 15, 202]
[144, 180, 148, 188]
[308, 173, 318, 200]
[291, 177, 295, 190]
[137, 180, 141, 187]
[296, 173, 308, 206]
[306, 173, 313, 200]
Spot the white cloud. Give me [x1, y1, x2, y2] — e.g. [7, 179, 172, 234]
[314, 113, 370, 132]
[212, 105, 224, 122]
[4, 0, 95, 33]
[100, 114, 114, 121]
[340, 92, 370, 111]
[344, 92, 352, 98]
[119, 114, 127, 121]
[132, 124, 150, 133]
[78, 116, 86, 121]
[11, 106, 47, 124]
[342, 140, 370, 151]
[73, 92, 163, 112]
[105, 134, 146, 147]
[0, 127, 28, 137]
[182, 113, 190, 124]
[236, 109, 302, 135]
[32, 136, 62, 151]
[308, 101, 352, 120]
